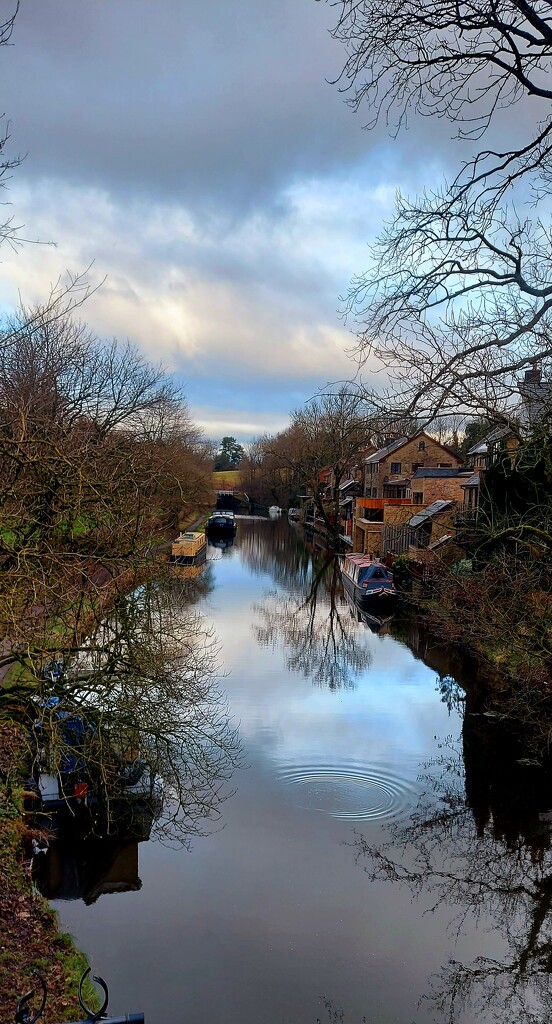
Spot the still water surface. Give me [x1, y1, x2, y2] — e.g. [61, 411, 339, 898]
[50, 519, 551, 1024]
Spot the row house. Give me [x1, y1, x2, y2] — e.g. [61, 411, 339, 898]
[458, 364, 551, 522]
[456, 424, 519, 526]
[353, 431, 465, 556]
[411, 466, 474, 505]
[363, 431, 463, 500]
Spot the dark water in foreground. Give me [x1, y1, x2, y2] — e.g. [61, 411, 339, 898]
[49, 520, 552, 1024]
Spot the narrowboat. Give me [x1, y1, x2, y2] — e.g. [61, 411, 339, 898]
[340, 553, 396, 605]
[268, 505, 281, 517]
[171, 531, 207, 565]
[287, 508, 300, 521]
[206, 510, 237, 536]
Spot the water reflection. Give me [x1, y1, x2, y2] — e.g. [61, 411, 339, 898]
[353, 718, 552, 1024]
[255, 557, 371, 690]
[34, 836, 143, 905]
[27, 571, 241, 874]
[343, 590, 395, 635]
[208, 535, 234, 552]
[46, 520, 552, 1024]
[239, 515, 312, 591]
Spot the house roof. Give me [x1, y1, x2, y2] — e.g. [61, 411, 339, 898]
[364, 437, 409, 464]
[410, 430, 463, 462]
[338, 477, 356, 491]
[461, 471, 480, 488]
[412, 468, 467, 479]
[408, 499, 454, 528]
[466, 424, 512, 457]
[383, 477, 410, 487]
[365, 430, 462, 465]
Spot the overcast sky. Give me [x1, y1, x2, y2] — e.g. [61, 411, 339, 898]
[0, 0, 456, 443]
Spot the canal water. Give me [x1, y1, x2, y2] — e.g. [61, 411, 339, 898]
[48, 519, 552, 1024]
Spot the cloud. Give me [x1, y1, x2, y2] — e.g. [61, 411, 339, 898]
[3, 0, 526, 441]
[3, 0, 380, 212]
[0, 170, 399, 439]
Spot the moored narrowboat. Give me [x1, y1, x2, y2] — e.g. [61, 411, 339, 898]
[171, 531, 207, 565]
[206, 510, 237, 536]
[340, 553, 396, 604]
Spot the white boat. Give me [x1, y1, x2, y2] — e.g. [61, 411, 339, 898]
[268, 506, 281, 517]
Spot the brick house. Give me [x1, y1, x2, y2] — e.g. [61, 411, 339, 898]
[363, 431, 463, 500]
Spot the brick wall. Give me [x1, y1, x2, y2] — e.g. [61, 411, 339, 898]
[383, 504, 419, 526]
[418, 477, 467, 505]
[354, 521, 383, 555]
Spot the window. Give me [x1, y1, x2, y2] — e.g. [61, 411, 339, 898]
[390, 462, 401, 474]
[372, 568, 385, 579]
[438, 462, 452, 468]
[418, 440, 426, 451]
[413, 492, 423, 504]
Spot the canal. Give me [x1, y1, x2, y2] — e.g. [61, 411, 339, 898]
[46, 518, 552, 1024]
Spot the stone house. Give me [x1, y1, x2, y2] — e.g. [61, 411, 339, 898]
[382, 500, 458, 558]
[363, 431, 463, 500]
[410, 467, 474, 506]
[353, 498, 418, 556]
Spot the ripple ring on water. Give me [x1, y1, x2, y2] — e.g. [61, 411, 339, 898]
[276, 763, 418, 822]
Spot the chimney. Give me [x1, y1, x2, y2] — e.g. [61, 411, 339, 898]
[524, 358, 542, 383]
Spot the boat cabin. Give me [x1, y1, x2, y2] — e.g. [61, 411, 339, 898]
[171, 531, 207, 565]
[342, 554, 395, 594]
[206, 511, 237, 533]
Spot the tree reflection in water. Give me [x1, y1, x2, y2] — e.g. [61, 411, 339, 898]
[352, 718, 552, 1024]
[254, 557, 372, 690]
[28, 570, 241, 850]
[238, 517, 313, 593]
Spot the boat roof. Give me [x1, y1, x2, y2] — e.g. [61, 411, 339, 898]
[344, 553, 382, 567]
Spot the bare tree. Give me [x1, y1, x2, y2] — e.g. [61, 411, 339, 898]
[326, 0, 552, 422]
[0, 304, 212, 681]
[267, 387, 374, 544]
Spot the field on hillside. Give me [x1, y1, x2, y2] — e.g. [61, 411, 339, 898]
[213, 470, 242, 486]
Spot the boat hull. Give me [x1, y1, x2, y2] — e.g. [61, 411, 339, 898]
[206, 519, 237, 536]
[340, 566, 397, 608]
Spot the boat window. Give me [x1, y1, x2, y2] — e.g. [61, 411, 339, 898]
[372, 568, 386, 579]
